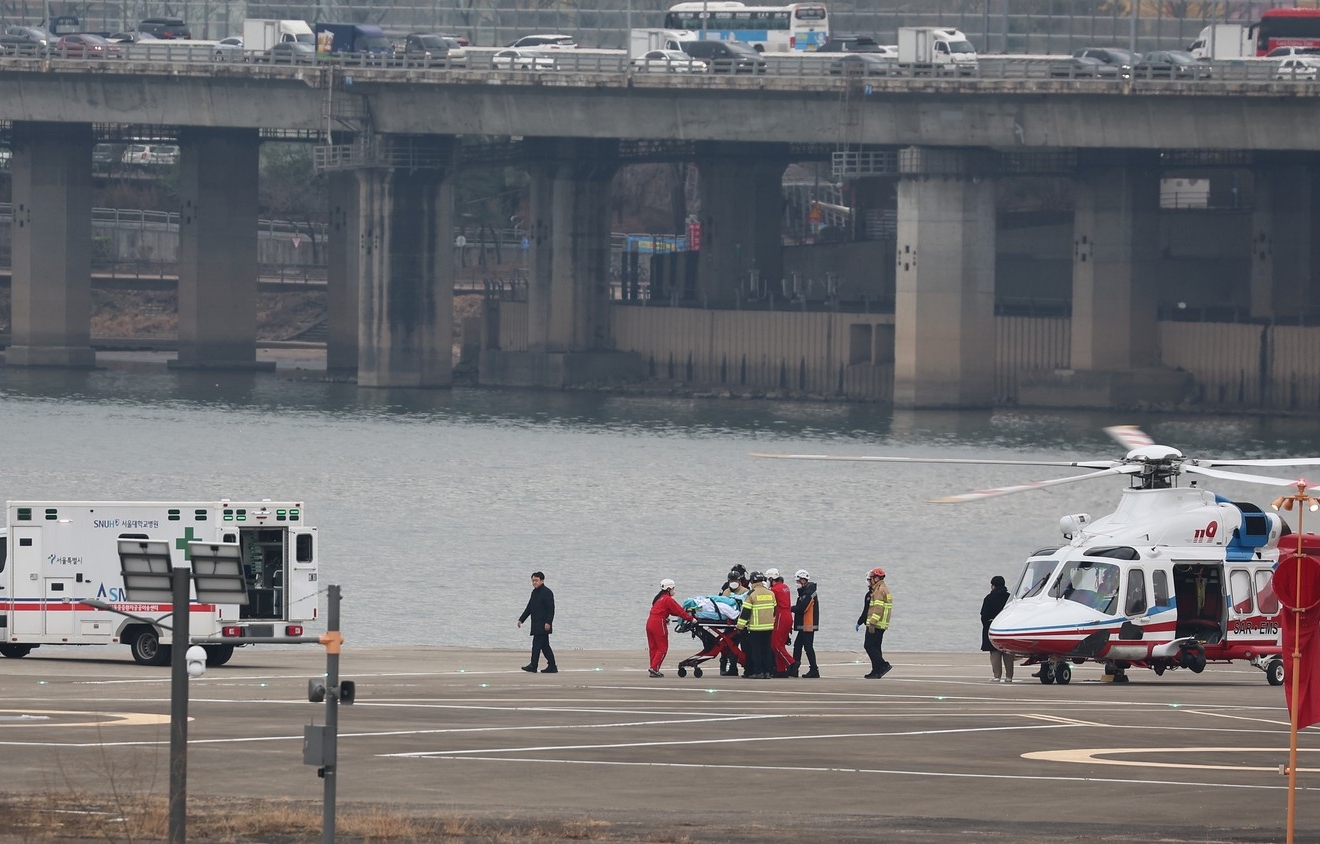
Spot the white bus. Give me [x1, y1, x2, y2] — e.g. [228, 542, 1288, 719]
[662, 2, 829, 52]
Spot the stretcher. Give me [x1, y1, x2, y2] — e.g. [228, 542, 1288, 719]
[673, 617, 744, 678]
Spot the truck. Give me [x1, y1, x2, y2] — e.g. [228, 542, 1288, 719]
[1188, 24, 1254, 60]
[242, 18, 315, 53]
[629, 28, 694, 59]
[0, 500, 318, 666]
[897, 26, 978, 75]
[314, 22, 394, 57]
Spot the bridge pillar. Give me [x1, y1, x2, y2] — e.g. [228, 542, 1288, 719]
[1022, 151, 1191, 407]
[5, 122, 95, 368]
[694, 144, 786, 303]
[892, 147, 996, 409]
[356, 135, 455, 388]
[481, 138, 643, 387]
[326, 172, 360, 373]
[1250, 156, 1316, 320]
[172, 128, 271, 370]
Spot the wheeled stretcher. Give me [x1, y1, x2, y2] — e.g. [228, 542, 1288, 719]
[673, 616, 744, 678]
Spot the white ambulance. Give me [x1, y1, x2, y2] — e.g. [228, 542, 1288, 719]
[0, 500, 318, 666]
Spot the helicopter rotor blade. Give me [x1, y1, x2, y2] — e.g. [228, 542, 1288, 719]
[1104, 425, 1155, 451]
[748, 453, 1119, 470]
[931, 465, 1146, 504]
[1193, 457, 1320, 468]
[1182, 464, 1302, 487]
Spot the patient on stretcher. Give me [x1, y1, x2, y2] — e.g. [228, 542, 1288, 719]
[682, 594, 743, 623]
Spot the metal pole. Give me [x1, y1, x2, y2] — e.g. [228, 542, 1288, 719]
[1286, 502, 1305, 844]
[1128, 0, 1137, 56]
[169, 565, 191, 844]
[323, 584, 341, 844]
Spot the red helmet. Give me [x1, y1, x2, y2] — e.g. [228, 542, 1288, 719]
[869, 567, 886, 579]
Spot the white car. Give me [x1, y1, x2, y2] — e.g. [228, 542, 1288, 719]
[491, 48, 555, 71]
[506, 34, 576, 49]
[213, 35, 243, 61]
[1275, 56, 1320, 80]
[631, 49, 707, 73]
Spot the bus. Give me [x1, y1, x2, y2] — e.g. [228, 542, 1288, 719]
[662, 2, 829, 52]
[1255, 8, 1320, 55]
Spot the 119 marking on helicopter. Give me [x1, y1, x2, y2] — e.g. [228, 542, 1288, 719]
[752, 426, 1320, 686]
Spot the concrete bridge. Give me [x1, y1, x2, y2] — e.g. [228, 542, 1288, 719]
[2, 56, 1318, 405]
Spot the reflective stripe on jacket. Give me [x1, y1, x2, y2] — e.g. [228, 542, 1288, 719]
[866, 582, 892, 631]
[737, 584, 777, 631]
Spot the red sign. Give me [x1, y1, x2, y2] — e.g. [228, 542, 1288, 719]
[686, 221, 701, 252]
[1275, 553, 1320, 610]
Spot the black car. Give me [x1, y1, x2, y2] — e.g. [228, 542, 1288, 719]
[137, 17, 191, 39]
[1133, 50, 1212, 80]
[681, 40, 767, 73]
[829, 53, 898, 77]
[1072, 46, 1141, 73]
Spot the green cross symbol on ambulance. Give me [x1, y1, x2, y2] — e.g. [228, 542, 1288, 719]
[174, 527, 199, 560]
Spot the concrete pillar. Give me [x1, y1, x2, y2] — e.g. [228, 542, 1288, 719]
[174, 128, 268, 370]
[1071, 151, 1160, 371]
[356, 135, 455, 388]
[5, 122, 95, 367]
[480, 138, 643, 387]
[892, 147, 996, 409]
[695, 144, 786, 303]
[1250, 157, 1314, 320]
[326, 172, 360, 373]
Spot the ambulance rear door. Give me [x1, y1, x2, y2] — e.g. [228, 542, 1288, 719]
[288, 527, 318, 622]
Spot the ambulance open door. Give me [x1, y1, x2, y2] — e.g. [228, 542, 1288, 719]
[288, 527, 318, 622]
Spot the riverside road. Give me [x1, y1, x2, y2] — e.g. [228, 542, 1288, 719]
[0, 646, 1312, 843]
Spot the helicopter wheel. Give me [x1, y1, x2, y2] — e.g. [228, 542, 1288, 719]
[1267, 659, 1285, 686]
[677, 667, 687, 678]
[1039, 665, 1055, 685]
[1054, 663, 1072, 685]
[693, 666, 703, 678]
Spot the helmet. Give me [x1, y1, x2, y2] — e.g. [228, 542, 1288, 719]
[729, 563, 748, 575]
[726, 570, 742, 582]
[795, 569, 810, 580]
[869, 567, 886, 579]
[765, 567, 781, 581]
[660, 578, 675, 590]
[749, 570, 766, 583]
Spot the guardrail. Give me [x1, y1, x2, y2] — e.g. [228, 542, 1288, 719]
[0, 44, 1312, 85]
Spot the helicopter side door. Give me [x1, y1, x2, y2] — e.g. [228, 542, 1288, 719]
[1172, 562, 1226, 644]
[1225, 565, 1282, 647]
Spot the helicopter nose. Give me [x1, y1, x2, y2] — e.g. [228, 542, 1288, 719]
[989, 599, 1102, 656]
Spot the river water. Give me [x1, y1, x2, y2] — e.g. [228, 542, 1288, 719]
[3, 355, 1319, 660]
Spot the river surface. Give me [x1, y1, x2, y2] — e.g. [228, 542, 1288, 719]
[3, 354, 1319, 661]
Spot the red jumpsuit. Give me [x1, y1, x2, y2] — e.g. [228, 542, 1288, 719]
[770, 580, 797, 674]
[647, 594, 695, 671]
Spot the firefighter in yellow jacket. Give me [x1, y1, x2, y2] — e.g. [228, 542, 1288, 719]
[736, 571, 777, 678]
[857, 567, 893, 679]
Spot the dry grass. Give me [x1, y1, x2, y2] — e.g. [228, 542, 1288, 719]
[0, 794, 648, 843]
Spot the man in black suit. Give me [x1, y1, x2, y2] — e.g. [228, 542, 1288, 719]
[517, 571, 557, 673]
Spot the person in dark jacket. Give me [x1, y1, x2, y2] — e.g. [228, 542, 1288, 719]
[791, 569, 819, 678]
[517, 571, 557, 673]
[981, 575, 1013, 682]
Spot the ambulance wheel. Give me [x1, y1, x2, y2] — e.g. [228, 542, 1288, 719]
[1054, 663, 1072, 685]
[693, 666, 704, 678]
[0, 644, 34, 658]
[1267, 658, 1285, 686]
[130, 628, 171, 667]
[1039, 666, 1055, 685]
[204, 645, 235, 667]
[677, 667, 687, 678]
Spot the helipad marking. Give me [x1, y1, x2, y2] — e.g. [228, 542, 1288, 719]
[1024, 746, 1320, 772]
[0, 709, 170, 728]
[1022, 714, 1107, 728]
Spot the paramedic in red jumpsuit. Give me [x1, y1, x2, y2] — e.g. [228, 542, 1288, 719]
[767, 568, 797, 676]
[647, 578, 695, 678]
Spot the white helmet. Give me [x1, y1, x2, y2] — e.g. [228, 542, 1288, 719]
[795, 569, 810, 580]
[660, 578, 675, 590]
[765, 568, 781, 580]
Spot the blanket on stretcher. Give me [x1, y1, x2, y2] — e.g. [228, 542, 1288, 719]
[682, 594, 742, 622]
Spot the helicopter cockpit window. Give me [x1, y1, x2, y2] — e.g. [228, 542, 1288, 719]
[1051, 560, 1120, 614]
[1016, 558, 1059, 599]
[1125, 569, 1148, 616]
[1256, 570, 1280, 614]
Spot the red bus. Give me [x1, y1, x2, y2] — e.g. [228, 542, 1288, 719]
[1255, 8, 1320, 55]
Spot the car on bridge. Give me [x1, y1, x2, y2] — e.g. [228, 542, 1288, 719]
[828, 53, 898, 76]
[680, 40, 767, 74]
[52, 34, 123, 59]
[507, 33, 576, 49]
[1133, 50, 1212, 79]
[401, 33, 468, 67]
[1265, 45, 1320, 59]
[1049, 54, 1123, 78]
[491, 48, 555, 71]
[265, 40, 315, 64]
[819, 34, 895, 56]
[1275, 56, 1320, 80]
[630, 49, 706, 73]
[2, 25, 51, 54]
[137, 17, 191, 39]
[1070, 46, 1140, 75]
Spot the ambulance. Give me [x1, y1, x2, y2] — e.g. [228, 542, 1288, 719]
[0, 500, 318, 666]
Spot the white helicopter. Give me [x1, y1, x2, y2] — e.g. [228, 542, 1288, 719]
[755, 426, 1320, 684]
